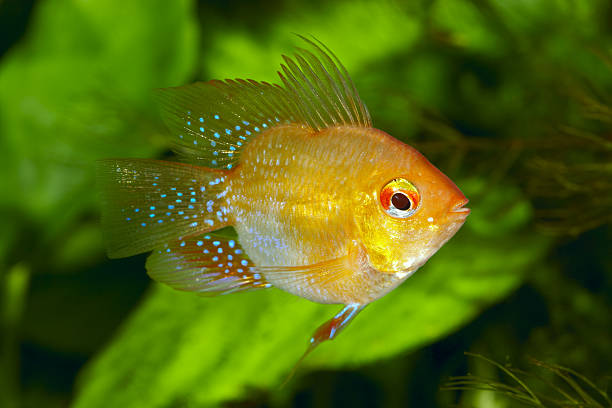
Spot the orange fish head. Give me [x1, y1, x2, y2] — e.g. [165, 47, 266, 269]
[354, 137, 469, 275]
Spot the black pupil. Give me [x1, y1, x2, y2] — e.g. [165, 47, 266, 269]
[391, 192, 412, 211]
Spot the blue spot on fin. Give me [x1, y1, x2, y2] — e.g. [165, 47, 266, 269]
[146, 233, 270, 296]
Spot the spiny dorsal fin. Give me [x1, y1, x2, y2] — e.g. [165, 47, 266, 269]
[278, 35, 371, 130]
[155, 36, 371, 168]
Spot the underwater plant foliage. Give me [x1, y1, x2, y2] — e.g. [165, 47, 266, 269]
[0, 0, 609, 407]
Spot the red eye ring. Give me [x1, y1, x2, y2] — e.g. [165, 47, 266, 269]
[380, 178, 420, 218]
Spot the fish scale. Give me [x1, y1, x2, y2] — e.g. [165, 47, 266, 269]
[231, 127, 348, 267]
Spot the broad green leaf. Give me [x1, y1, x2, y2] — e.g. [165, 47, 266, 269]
[73, 180, 550, 408]
[0, 0, 199, 250]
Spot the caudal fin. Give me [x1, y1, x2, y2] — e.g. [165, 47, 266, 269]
[96, 159, 230, 258]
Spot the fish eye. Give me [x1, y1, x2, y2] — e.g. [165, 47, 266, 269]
[380, 178, 420, 218]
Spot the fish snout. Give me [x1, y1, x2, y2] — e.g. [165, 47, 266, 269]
[449, 197, 470, 218]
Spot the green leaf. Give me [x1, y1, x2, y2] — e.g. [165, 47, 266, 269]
[72, 180, 550, 408]
[0, 0, 199, 250]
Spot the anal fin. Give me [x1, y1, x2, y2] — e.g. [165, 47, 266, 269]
[146, 232, 270, 296]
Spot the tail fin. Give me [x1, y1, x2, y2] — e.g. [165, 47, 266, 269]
[96, 159, 231, 258]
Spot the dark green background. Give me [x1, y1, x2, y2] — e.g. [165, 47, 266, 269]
[0, 0, 610, 407]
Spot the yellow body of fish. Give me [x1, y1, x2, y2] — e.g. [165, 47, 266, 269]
[98, 37, 469, 358]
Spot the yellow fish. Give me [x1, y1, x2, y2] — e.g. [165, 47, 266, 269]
[97, 37, 469, 358]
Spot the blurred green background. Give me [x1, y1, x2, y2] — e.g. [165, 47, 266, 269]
[0, 0, 610, 407]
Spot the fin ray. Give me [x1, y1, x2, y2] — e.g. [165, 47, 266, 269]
[97, 159, 229, 258]
[146, 232, 269, 296]
[155, 36, 370, 167]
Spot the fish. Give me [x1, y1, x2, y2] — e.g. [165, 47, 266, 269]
[97, 36, 470, 363]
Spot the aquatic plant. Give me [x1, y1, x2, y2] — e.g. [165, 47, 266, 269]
[443, 353, 611, 408]
[0, 0, 609, 407]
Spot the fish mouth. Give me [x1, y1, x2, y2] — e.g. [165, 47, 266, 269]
[449, 198, 470, 215]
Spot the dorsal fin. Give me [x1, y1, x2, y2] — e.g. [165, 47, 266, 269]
[155, 36, 371, 168]
[278, 36, 371, 130]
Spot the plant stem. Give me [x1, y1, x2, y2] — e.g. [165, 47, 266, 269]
[0, 263, 30, 408]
